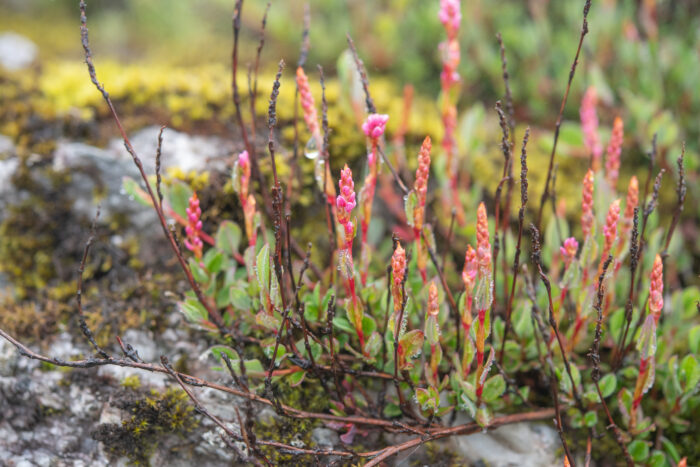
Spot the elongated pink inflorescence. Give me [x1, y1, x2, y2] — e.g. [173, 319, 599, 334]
[438, 0, 461, 39]
[391, 242, 406, 313]
[462, 245, 477, 293]
[236, 150, 251, 207]
[296, 67, 320, 141]
[560, 237, 579, 269]
[581, 169, 595, 239]
[619, 176, 639, 245]
[649, 254, 663, 322]
[476, 202, 491, 278]
[362, 114, 389, 140]
[336, 164, 357, 249]
[428, 281, 439, 318]
[413, 136, 432, 232]
[605, 117, 624, 189]
[580, 86, 603, 170]
[184, 192, 203, 260]
[598, 199, 621, 275]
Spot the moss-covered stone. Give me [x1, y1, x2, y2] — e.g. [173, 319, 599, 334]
[92, 386, 198, 466]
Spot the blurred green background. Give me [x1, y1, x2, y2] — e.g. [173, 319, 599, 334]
[1, 0, 698, 277]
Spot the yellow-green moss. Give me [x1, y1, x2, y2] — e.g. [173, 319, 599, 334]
[93, 386, 198, 465]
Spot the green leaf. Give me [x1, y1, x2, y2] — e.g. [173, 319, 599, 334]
[179, 298, 208, 324]
[122, 176, 152, 207]
[475, 404, 492, 427]
[404, 190, 417, 227]
[628, 440, 649, 463]
[661, 438, 680, 463]
[648, 450, 668, 467]
[482, 374, 506, 403]
[288, 370, 305, 387]
[203, 249, 225, 274]
[399, 330, 424, 360]
[383, 403, 402, 418]
[256, 244, 270, 292]
[583, 411, 598, 427]
[255, 311, 280, 332]
[599, 374, 617, 399]
[364, 332, 382, 361]
[189, 257, 209, 283]
[689, 325, 700, 354]
[460, 392, 476, 417]
[215, 221, 242, 257]
[333, 316, 355, 334]
[680, 354, 699, 394]
[229, 286, 251, 311]
[167, 180, 194, 220]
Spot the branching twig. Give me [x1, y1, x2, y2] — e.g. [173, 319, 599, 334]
[536, 0, 592, 230]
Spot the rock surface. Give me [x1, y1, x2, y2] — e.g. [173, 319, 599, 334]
[0, 33, 38, 71]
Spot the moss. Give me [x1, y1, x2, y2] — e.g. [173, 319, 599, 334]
[254, 381, 329, 465]
[92, 386, 198, 466]
[121, 375, 142, 390]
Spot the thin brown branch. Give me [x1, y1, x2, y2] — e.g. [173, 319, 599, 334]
[536, 0, 592, 230]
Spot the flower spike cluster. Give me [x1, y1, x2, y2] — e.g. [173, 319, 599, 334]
[476, 202, 492, 278]
[598, 199, 621, 276]
[184, 192, 203, 260]
[391, 242, 406, 314]
[361, 113, 389, 140]
[438, 0, 464, 224]
[296, 67, 321, 143]
[605, 116, 624, 189]
[359, 113, 389, 285]
[413, 136, 432, 282]
[580, 86, 603, 170]
[336, 164, 357, 251]
[581, 169, 595, 239]
[649, 254, 664, 323]
[560, 237, 579, 270]
[234, 150, 257, 247]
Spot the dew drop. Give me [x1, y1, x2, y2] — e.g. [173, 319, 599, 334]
[304, 137, 319, 160]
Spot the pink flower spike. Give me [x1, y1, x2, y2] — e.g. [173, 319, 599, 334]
[438, 0, 461, 39]
[476, 202, 491, 278]
[362, 114, 389, 140]
[560, 237, 579, 269]
[649, 254, 663, 322]
[391, 242, 407, 313]
[605, 117, 624, 189]
[581, 169, 595, 239]
[462, 245, 477, 293]
[336, 164, 356, 249]
[296, 67, 320, 140]
[580, 86, 602, 170]
[184, 192, 203, 260]
[603, 199, 621, 252]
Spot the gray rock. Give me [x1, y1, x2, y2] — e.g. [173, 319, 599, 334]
[449, 421, 560, 467]
[0, 32, 38, 71]
[111, 126, 232, 174]
[0, 337, 18, 376]
[312, 427, 340, 449]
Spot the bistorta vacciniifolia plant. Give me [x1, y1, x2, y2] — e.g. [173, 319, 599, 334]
[1, 0, 697, 465]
